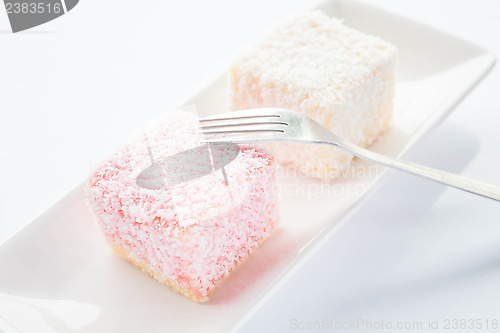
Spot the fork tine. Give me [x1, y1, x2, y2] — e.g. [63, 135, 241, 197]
[201, 121, 286, 134]
[203, 128, 284, 135]
[200, 121, 288, 133]
[200, 121, 288, 130]
[199, 108, 282, 122]
[200, 108, 290, 144]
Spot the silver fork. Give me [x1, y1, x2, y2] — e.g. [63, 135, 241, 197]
[200, 108, 500, 202]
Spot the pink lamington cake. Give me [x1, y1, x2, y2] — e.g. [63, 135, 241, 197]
[86, 109, 278, 302]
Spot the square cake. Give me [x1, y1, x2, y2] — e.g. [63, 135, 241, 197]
[229, 10, 398, 180]
[86, 110, 278, 302]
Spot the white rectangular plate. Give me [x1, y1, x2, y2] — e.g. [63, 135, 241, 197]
[0, 0, 495, 332]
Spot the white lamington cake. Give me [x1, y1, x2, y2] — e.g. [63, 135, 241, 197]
[229, 10, 398, 180]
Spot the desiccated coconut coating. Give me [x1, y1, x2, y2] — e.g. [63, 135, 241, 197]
[86, 110, 278, 302]
[230, 10, 398, 180]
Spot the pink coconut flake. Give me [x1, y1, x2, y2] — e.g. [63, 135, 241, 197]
[86, 109, 279, 302]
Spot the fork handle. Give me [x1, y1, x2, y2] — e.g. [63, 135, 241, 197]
[333, 141, 500, 202]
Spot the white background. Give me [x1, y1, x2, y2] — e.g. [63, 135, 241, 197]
[1, 0, 500, 332]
